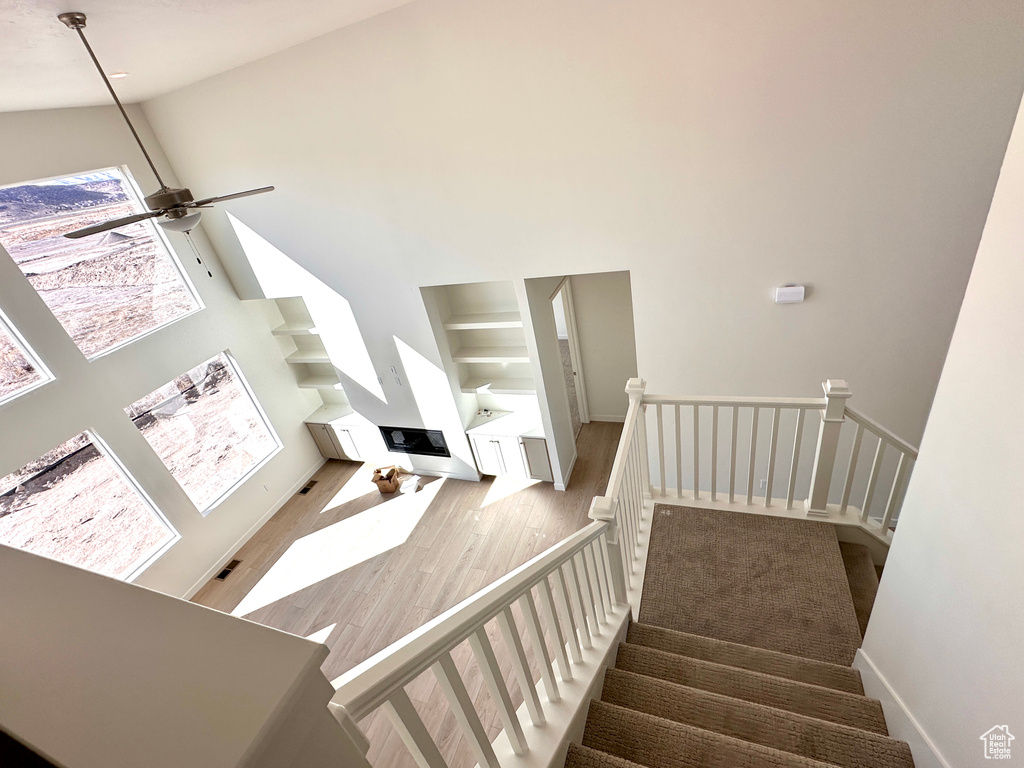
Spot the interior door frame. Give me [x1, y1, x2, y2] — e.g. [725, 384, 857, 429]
[552, 276, 590, 424]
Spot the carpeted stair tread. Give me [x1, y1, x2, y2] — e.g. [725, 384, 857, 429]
[564, 744, 648, 768]
[640, 506, 863, 665]
[615, 643, 887, 734]
[602, 668, 915, 768]
[839, 542, 880, 636]
[627, 622, 863, 694]
[583, 700, 839, 768]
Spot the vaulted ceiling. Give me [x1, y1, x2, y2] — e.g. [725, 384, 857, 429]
[0, 0, 414, 113]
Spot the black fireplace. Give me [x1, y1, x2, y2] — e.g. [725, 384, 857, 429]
[379, 426, 451, 458]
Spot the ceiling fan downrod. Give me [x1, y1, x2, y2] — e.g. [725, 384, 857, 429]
[57, 11, 169, 193]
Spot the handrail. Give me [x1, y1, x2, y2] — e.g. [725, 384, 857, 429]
[844, 406, 919, 460]
[331, 520, 608, 720]
[642, 394, 825, 409]
[605, 392, 644, 500]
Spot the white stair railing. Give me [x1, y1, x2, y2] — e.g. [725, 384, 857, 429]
[643, 379, 918, 541]
[329, 378, 651, 768]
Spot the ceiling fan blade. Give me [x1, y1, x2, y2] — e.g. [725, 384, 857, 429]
[189, 186, 275, 208]
[62, 211, 162, 239]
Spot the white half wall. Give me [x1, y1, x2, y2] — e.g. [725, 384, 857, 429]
[571, 271, 638, 421]
[0, 106, 324, 597]
[858, 93, 1024, 767]
[142, 0, 1024, 447]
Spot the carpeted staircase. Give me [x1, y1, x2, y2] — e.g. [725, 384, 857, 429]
[564, 506, 906, 768]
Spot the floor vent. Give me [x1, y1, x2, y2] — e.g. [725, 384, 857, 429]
[216, 559, 241, 581]
[298, 480, 318, 496]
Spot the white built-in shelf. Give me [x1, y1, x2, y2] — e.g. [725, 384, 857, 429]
[452, 346, 531, 364]
[271, 321, 319, 336]
[443, 312, 523, 331]
[297, 375, 344, 390]
[461, 377, 536, 395]
[286, 350, 333, 365]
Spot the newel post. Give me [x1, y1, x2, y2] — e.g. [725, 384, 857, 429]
[327, 703, 374, 768]
[805, 379, 852, 518]
[625, 377, 651, 498]
[589, 496, 629, 606]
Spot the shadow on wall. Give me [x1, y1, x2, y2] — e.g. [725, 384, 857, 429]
[226, 213, 385, 403]
[395, 336, 478, 475]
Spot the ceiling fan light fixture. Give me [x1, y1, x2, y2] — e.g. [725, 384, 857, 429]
[158, 211, 202, 233]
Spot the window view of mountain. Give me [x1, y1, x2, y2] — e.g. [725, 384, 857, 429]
[0, 168, 200, 359]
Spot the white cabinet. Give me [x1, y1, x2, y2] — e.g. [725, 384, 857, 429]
[306, 421, 366, 461]
[467, 411, 553, 482]
[470, 434, 527, 478]
[521, 436, 554, 483]
[305, 406, 375, 462]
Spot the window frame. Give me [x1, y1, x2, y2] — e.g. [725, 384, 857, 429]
[0, 305, 54, 409]
[0, 428, 181, 582]
[0, 165, 206, 362]
[127, 349, 283, 516]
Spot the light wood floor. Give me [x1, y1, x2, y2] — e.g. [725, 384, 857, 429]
[193, 421, 622, 768]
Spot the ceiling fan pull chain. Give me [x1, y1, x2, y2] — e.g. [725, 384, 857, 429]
[184, 232, 213, 278]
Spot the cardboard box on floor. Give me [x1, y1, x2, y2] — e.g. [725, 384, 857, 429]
[372, 466, 401, 493]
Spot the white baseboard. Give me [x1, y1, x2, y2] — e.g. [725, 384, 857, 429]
[589, 414, 626, 423]
[854, 649, 951, 768]
[183, 457, 327, 600]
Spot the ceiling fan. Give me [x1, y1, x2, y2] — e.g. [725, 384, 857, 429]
[57, 11, 273, 241]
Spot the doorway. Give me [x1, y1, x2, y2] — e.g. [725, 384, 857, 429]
[551, 278, 588, 441]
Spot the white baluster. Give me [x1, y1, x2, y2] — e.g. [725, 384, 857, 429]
[578, 549, 604, 628]
[881, 452, 910, 532]
[786, 408, 806, 510]
[693, 404, 700, 500]
[563, 560, 593, 649]
[519, 590, 560, 703]
[383, 689, 450, 768]
[551, 566, 583, 663]
[675, 404, 682, 498]
[764, 407, 780, 507]
[747, 406, 759, 505]
[657, 403, 665, 497]
[861, 439, 886, 522]
[711, 405, 719, 502]
[840, 422, 865, 514]
[496, 606, 545, 725]
[729, 405, 739, 503]
[468, 627, 528, 756]
[431, 652, 501, 768]
[536, 576, 572, 681]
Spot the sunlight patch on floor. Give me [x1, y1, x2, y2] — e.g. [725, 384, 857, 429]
[319, 463, 381, 512]
[481, 474, 540, 509]
[231, 479, 444, 617]
[305, 623, 337, 644]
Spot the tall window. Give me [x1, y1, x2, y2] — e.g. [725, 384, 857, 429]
[0, 309, 51, 405]
[126, 352, 279, 513]
[0, 168, 201, 359]
[0, 432, 176, 579]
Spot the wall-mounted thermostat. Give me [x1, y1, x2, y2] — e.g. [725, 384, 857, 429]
[774, 285, 805, 304]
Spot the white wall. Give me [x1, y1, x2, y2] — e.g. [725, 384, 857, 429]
[0, 106, 324, 597]
[572, 271, 638, 421]
[142, 0, 1024, 447]
[855, 93, 1024, 768]
[0, 545, 360, 768]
